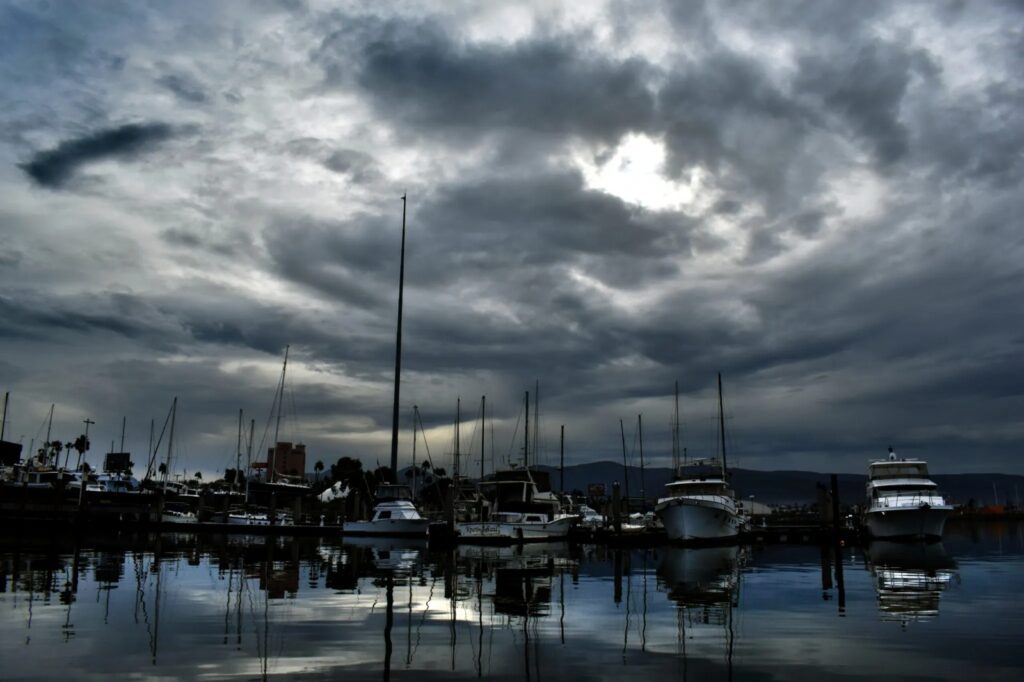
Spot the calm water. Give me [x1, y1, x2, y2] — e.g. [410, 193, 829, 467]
[1, 522, 1022, 681]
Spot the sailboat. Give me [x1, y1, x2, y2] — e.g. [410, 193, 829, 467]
[655, 375, 743, 542]
[456, 390, 578, 542]
[240, 346, 310, 523]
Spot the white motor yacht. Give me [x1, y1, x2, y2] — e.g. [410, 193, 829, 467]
[655, 375, 743, 543]
[655, 460, 743, 541]
[864, 451, 952, 539]
[342, 484, 429, 537]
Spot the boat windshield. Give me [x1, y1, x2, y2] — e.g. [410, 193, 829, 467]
[870, 461, 930, 479]
[667, 482, 730, 496]
[375, 484, 414, 501]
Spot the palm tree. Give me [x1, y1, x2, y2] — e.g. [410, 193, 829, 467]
[195, 471, 202, 481]
[314, 460, 324, 483]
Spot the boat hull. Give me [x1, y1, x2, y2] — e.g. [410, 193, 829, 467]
[456, 516, 575, 543]
[864, 505, 951, 539]
[656, 498, 741, 542]
[342, 518, 430, 537]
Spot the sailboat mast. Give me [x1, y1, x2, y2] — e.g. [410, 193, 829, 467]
[389, 194, 408, 483]
[534, 380, 539, 465]
[246, 418, 254, 503]
[638, 414, 646, 512]
[673, 381, 680, 471]
[120, 416, 126, 453]
[454, 397, 461, 480]
[620, 418, 630, 507]
[412, 405, 418, 496]
[271, 345, 289, 483]
[524, 391, 529, 468]
[560, 424, 565, 493]
[147, 418, 154, 479]
[236, 408, 243, 484]
[717, 373, 727, 475]
[164, 397, 177, 489]
[480, 396, 485, 481]
[1, 391, 8, 441]
[46, 403, 54, 444]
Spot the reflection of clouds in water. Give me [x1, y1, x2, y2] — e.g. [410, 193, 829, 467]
[1, 532, 1023, 680]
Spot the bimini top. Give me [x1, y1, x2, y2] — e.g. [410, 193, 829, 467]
[868, 459, 931, 480]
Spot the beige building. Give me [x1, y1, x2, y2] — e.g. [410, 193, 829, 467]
[267, 441, 306, 480]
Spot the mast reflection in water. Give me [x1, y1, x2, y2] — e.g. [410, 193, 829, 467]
[0, 522, 1022, 681]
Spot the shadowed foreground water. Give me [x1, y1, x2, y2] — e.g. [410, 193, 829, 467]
[0, 521, 1022, 681]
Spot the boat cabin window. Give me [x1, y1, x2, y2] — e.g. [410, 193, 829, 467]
[523, 514, 545, 523]
[870, 462, 929, 479]
[876, 483, 936, 493]
[377, 511, 392, 520]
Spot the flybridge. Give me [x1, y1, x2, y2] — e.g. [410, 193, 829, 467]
[868, 460, 930, 480]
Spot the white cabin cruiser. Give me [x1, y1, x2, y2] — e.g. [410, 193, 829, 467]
[656, 459, 742, 542]
[864, 452, 951, 539]
[342, 485, 429, 537]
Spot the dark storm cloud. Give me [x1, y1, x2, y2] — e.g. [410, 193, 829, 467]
[0, 291, 177, 345]
[412, 169, 697, 288]
[323, 148, 381, 183]
[794, 41, 929, 167]
[156, 73, 209, 103]
[19, 123, 176, 188]
[262, 214, 394, 309]
[316, 17, 657, 142]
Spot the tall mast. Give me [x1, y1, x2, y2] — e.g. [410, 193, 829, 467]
[619, 419, 630, 507]
[1, 391, 8, 441]
[271, 345, 289, 483]
[638, 414, 646, 512]
[717, 373, 727, 475]
[389, 194, 408, 483]
[560, 424, 565, 493]
[673, 381, 680, 471]
[46, 404, 54, 444]
[454, 397, 461, 480]
[148, 419, 154, 477]
[412, 406, 418, 496]
[236, 408, 243, 484]
[524, 391, 529, 468]
[164, 397, 177, 489]
[480, 396, 485, 481]
[246, 419, 254, 503]
[534, 380, 539, 465]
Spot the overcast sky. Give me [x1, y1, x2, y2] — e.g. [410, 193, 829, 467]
[1, 0, 1022, 477]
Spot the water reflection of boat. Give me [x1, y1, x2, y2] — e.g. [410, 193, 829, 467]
[658, 545, 740, 679]
[866, 541, 957, 624]
[343, 536, 427, 573]
[657, 545, 740, 608]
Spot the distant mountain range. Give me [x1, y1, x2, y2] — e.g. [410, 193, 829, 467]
[529, 461, 1024, 506]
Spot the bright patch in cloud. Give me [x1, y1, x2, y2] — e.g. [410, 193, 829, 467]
[577, 133, 698, 210]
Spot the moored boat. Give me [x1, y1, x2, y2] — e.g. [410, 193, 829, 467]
[655, 375, 743, 542]
[863, 450, 952, 539]
[342, 484, 429, 537]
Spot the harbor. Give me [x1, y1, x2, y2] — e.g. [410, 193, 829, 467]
[3, 0, 1023, 679]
